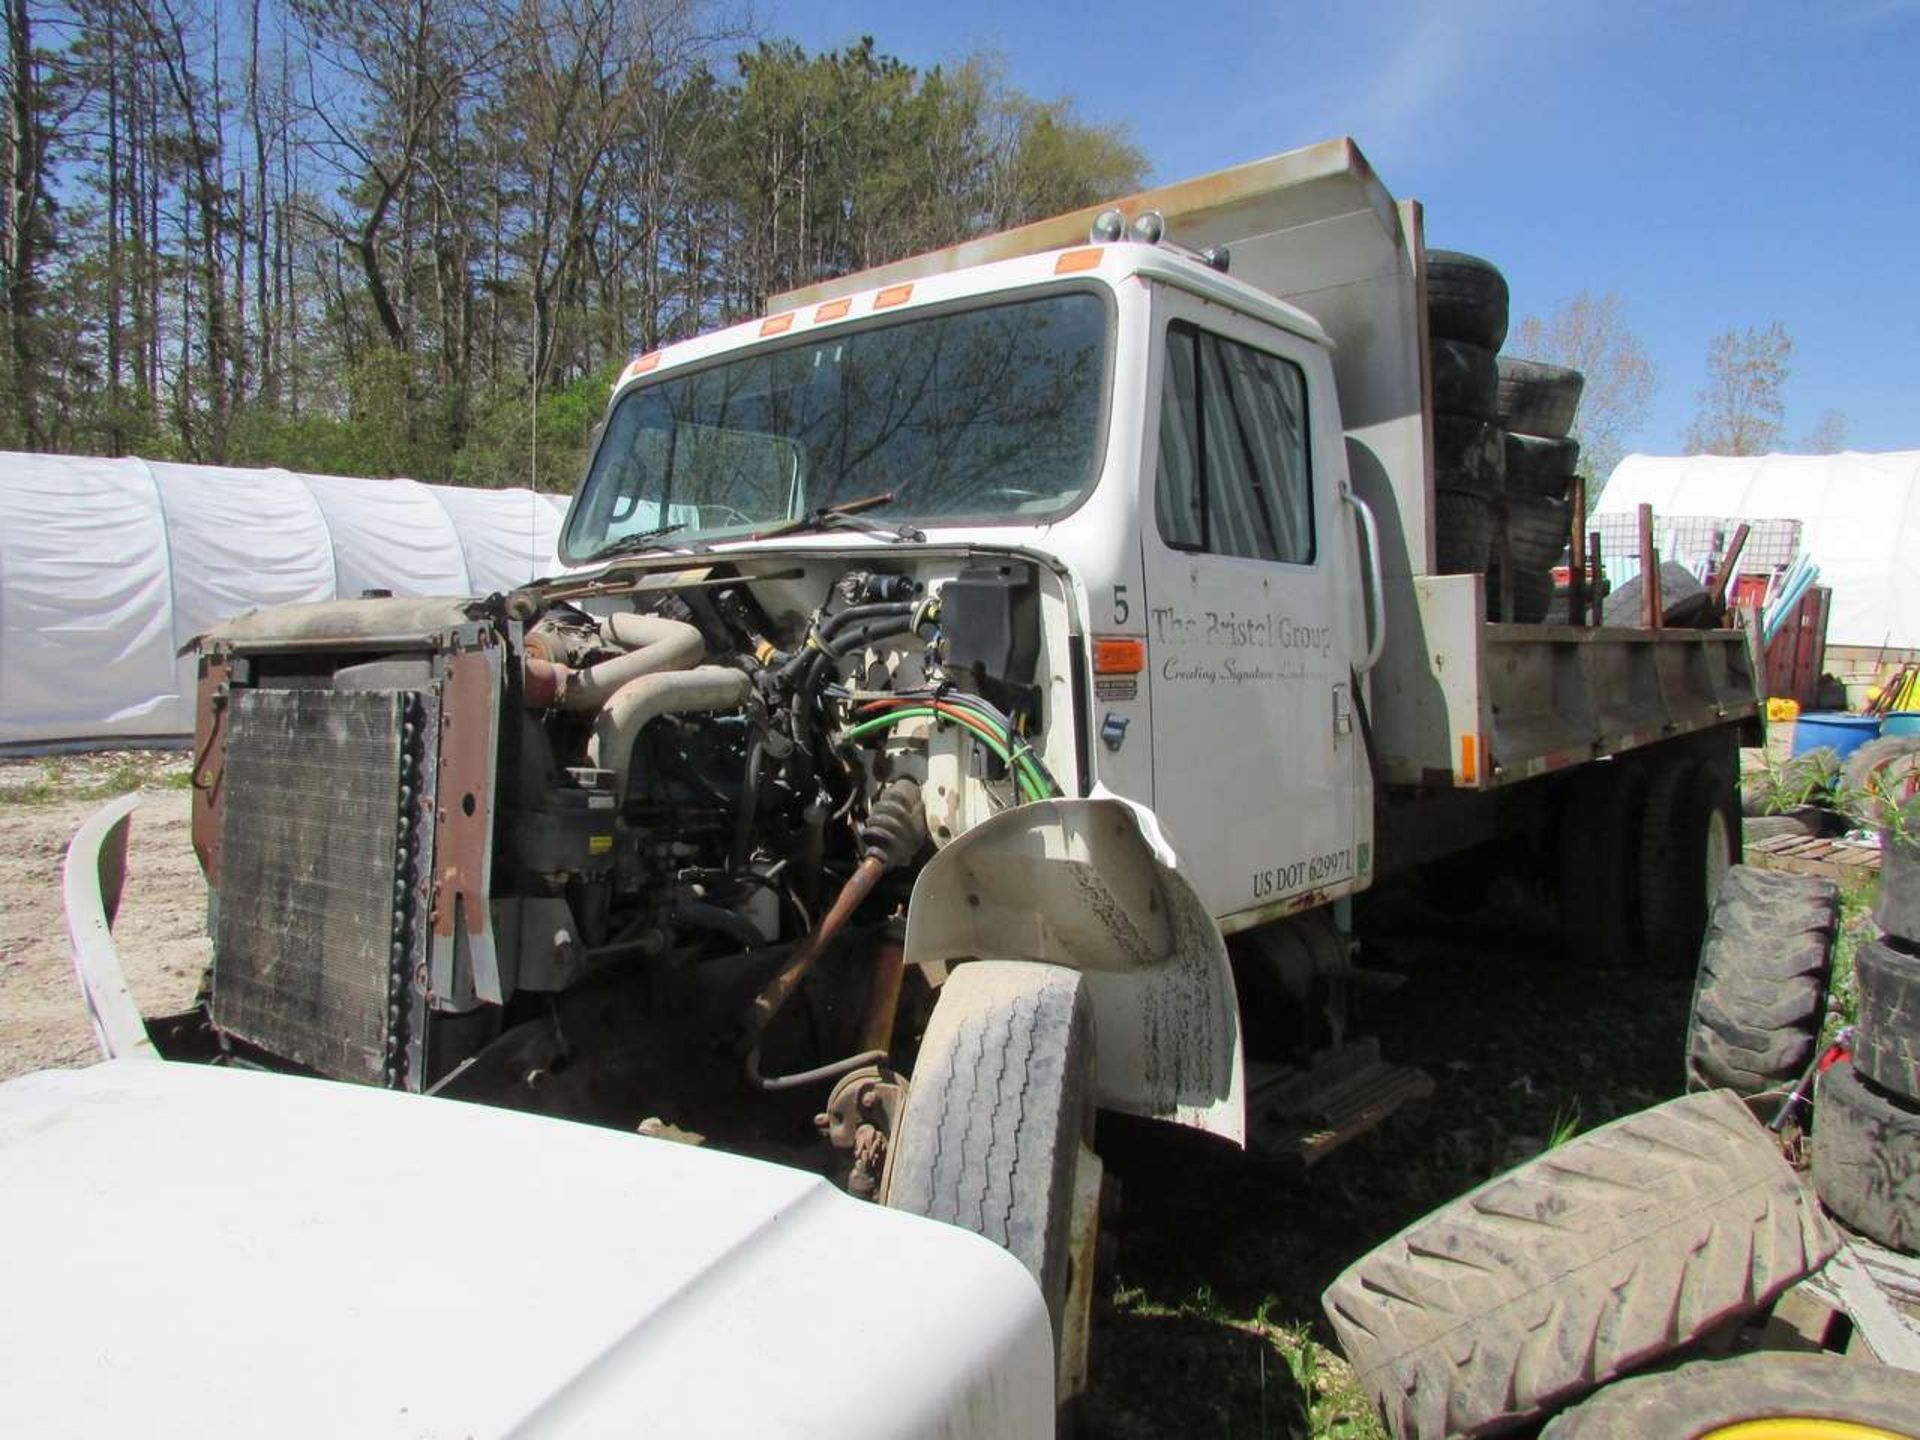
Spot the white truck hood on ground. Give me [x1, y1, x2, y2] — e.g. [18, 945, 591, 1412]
[0, 1060, 1052, 1439]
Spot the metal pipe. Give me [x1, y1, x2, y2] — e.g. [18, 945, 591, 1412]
[548, 614, 705, 712]
[744, 853, 887, 1042]
[587, 666, 754, 796]
[859, 937, 907, 1054]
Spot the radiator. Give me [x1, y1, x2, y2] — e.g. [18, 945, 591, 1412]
[210, 687, 436, 1086]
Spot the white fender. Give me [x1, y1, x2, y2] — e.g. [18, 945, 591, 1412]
[904, 796, 1245, 1144]
[62, 794, 159, 1063]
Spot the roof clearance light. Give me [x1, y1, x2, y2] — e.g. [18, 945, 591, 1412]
[1089, 208, 1126, 244]
[1129, 210, 1166, 245]
[1055, 248, 1103, 275]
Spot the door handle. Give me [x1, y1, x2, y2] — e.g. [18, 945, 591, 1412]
[1341, 479, 1386, 675]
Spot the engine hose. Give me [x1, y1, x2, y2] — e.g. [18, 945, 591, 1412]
[729, 738, 764, 874]
[855, 694, 1063, 798]
[745, 1046, 889, 1093]
[841, 707, 1051, 801]
[671, 897, 768, 950]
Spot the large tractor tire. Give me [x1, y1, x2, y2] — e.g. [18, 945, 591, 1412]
[1425, 250, 1510, 350]
[1503, 431, 1581, 499]
[1684, 865, 1838, 1094]
[1839, 733, 1920, 829]
[1539, 1351, 1920, 1439]
[1430, 338, 1498, 419]
[1811, 1058, 1920, 1253]
[1494, 358, 1585, 440]
[1637, 756, 1740, 974]
[1432, 414, 1506, 498]
[1504, 492, 1573, 571]
[1322, 1090, 1837, 1440]
[1559, 762, 1647, 969]
[886, 960, 1098, 1369]
[1853, 936, 1920, 1100]
[1434, 488, 1493, 574]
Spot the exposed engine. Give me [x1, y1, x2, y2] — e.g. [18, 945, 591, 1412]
[186, 555, 1060, 1181]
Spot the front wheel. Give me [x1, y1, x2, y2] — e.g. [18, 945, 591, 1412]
[884, 960, 1098, 1394]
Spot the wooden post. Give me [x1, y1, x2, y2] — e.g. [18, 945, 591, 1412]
[1638, 502, 1662, 630]
[1708, 521, 1751, 614]
[1567, 475, 1587, 627]
[1589, 531, 1605, 626]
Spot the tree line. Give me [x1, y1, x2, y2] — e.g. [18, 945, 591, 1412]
[2, 0, 1144, 486]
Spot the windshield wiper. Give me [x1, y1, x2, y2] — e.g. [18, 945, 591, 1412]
[586, 523, 698, 563]
[751, 491, 924, 544]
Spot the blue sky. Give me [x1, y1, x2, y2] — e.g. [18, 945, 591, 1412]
[773, 0, 1919, 456]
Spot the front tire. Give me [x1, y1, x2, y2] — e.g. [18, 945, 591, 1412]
[885, 960, 1097, 1378]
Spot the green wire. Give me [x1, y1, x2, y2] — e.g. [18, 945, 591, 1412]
[841, 707, 1052, 800]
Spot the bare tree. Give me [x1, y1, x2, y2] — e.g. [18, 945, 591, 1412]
[1510, 289, 1656, 490]
[1798, 407, 1848, 454]
[1684, 321, 1791, 457]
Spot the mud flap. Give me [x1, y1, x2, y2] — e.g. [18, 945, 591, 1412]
[904, 797, 1245, 1143]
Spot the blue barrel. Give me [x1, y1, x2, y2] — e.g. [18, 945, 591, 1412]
[1882, 711, 1920, 738]
[1791, 712, 1882, 758]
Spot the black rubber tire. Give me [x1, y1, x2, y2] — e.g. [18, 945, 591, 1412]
[1740, 811, 1820, 842]
[1429, 338, 1498, 419]
[1559, 762, 1647, 969]
[1684, 864, 1838, 1094]
[1840, 733, 1920, 829]
[887, 960, 1095, 1344]
[1322, 1090, 1838, 1440]
[1486, 565, 1554, 624]
[1758, 745, 1843, 811]
[1503, 431, 1581, 499]
[1877, 818, 1920, 948]
[1432, 414, 1506, 499]
[1504, 493, 1572, 571]
[1538, 1351, 1920, 1439]
[1854, 937, 1920, 1100]
[1433, 487, 1491, 574]
[1425, 250, 1510, 350]
[1811, 1058, 1920, 1252]
[1494, 358, 1585, 439]
[1637, 757, 1741, 974]
[1602, 561, 1705, 626]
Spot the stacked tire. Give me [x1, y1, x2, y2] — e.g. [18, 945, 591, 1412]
[1426, 253, 1506, 576]
[1491, 359, 1584, 622]
[1424, 250, 1586, 619]
[1811, 803, 1920, 1253]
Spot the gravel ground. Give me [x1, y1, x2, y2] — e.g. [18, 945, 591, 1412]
[0, 758, 208, 1079]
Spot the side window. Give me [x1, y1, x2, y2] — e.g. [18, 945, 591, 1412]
[1154, 320, 1315, 564]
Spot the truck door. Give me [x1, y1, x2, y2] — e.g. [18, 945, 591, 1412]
[1140, 298, 1366, 923]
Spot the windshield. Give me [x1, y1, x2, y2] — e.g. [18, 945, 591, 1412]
[564, 289, 1109, 560]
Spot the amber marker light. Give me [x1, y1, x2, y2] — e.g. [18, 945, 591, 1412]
[1055, 248, 1103, 274]
[874, 284, 914, 309]
[760, 313, 795, 336]
[1093, 637, 1146, 674]
[814, 298, 852, 322]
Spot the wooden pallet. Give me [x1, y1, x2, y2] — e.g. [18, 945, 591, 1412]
[1746, 831, 1881, 880]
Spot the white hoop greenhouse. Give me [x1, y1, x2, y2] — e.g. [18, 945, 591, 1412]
[0, 453, 572, 749]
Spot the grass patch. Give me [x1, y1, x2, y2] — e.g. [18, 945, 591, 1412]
[0, 751, 193, 807]
[1825, 865, 1880, 1045]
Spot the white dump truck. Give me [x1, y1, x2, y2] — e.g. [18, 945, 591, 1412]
[69, 137, 1760, 1403]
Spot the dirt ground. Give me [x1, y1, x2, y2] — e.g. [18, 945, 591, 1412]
[0, 761, 208, 1079]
